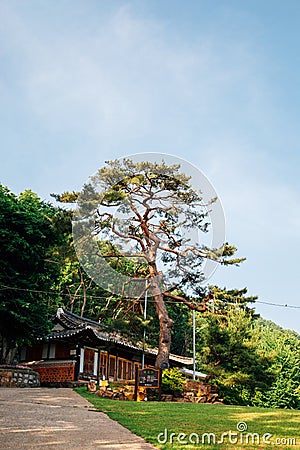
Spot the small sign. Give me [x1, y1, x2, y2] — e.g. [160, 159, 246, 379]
[139, 368, 160, 387]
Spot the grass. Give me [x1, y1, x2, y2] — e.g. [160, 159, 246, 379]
[75, 387, 300, 449]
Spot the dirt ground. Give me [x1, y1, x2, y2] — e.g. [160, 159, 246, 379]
[0, 387, 156, 449]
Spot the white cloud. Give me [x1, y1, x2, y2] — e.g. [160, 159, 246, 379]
[0, 2, 269, 146]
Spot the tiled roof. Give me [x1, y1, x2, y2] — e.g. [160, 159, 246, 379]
[55, 307, 108, 330]
[41, 325, 143, 351]
[43, 308, 193, 366]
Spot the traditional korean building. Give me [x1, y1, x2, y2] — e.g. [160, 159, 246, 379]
[21, 308, 193, 385]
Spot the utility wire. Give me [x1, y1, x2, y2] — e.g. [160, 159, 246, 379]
[0, 283, 299, 310]
[255, 300, 300, 309]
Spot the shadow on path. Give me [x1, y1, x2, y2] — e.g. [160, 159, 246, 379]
[0, 388, 157, 449]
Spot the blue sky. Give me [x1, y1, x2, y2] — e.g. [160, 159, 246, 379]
[1, 0, 300, 331]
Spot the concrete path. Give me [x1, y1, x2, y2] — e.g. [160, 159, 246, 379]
[0, 388, 157, 449]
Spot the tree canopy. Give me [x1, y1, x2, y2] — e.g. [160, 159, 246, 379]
[71, 159, 245, 366]
[0, 186, 60, 363]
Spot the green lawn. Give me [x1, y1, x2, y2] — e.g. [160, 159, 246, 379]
[75, 387, 300, 449]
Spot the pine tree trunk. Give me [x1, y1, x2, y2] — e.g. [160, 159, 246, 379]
[148, 255, 173, 368]
[154, 292, 173, 368]
[0, 335, 15, 364]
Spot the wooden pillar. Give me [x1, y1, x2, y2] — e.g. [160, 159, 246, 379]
[107, 352, 110, 380]
[134, 365, 139, 401]
[115, 354, 118, 381]
[158, 369, 162, 401]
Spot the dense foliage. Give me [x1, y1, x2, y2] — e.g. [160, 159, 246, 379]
[194, 306, 300, 409]
[162, 367, 186, 396]
[0, 186, 60, 362]
[195, 307, 273, 405]
[252, 320, 300, 409]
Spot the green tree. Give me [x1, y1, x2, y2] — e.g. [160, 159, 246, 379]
[70, 159, 244, 367]
[0, 186, 61, 363]
[197, 306, 274, 405]
[253, 319, 300, 409]
[209, 286, 258, 316]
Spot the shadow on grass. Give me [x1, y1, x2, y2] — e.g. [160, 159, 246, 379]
[75, 387, 300, 450]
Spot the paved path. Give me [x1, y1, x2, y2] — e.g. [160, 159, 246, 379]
[0, 388, 157, 449]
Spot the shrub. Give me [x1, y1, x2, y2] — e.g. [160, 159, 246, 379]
[162, 367, 186, 396]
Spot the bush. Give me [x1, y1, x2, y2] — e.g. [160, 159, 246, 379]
[162, 367, 186, 396]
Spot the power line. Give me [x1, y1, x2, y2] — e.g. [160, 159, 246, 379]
[0, 283, 108, 300]
[256, 300, 300, 310]
[0, 283, 188, 305]
[0, 284, 300, 309]
[1, 283, 299, 310]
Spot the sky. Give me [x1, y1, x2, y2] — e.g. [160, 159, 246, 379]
[1, 0, 300, 332]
